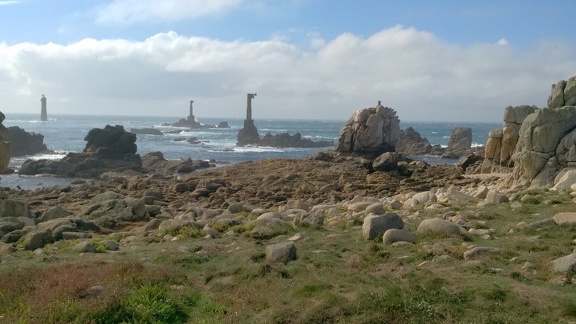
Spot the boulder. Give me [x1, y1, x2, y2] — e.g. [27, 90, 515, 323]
[0, 199, 31, 218]
[511, 106, 576, 187]
[372, 152, 398, 172]
[382, 228, 416, 245]
[551, 253, 576, 273]
[336, 103, 400, 157]
[6, 126, 50, 157]
[0, 111, 12, 173]
[416, 218, 462, 236]
[237, 120, 260, 146]
[553, 212, 576, 226]
[463, 247, 501, 260]
[39, 206, 70, 223]
[362, 213, 404, 240]
[265, 241, 297, 264]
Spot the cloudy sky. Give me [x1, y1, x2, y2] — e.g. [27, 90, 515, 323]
[1, 0, 575, 122]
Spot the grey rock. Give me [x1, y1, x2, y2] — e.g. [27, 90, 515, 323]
[416, 218, 462, 236]
[552, 253, 576, 273]
[382, 228, 416, 244]
[463, 247, 501, 260]
[362, 213, 404, 240]
[265, 241, 297, 264]
[22, 229, 53, 250]
[39, 206, 70, 223]
[75, 241, 96, 253]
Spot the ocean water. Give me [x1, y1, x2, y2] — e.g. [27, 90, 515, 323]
[1, 113, 501, 188]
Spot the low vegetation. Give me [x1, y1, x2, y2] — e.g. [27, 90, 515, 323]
[2, 189, 576, 323]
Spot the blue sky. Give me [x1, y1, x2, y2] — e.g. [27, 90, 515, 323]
[1, 0, 575, 121]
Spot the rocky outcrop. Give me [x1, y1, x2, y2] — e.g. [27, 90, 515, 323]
[6, 126, 50, 156]
[395, 127, 444, 156]
[336, 102, 400, 157]
[237, 120, 260, 146]
[441, 127, 472, 158]
[548, 76, 576, 108]
[510, 106, 576, 187]
[18, 125, 142, 178]
[482, 105, 537, 172]
[0, 112, 12, 173]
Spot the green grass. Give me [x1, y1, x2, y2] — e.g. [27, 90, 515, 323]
[2, 189, 576, 323]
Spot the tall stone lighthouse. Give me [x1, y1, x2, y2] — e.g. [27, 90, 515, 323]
[40, 95, 47, 122]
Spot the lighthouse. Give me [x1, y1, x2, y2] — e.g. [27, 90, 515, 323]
[40, 95, 47, 121]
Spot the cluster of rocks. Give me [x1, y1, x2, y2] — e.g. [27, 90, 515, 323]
[17, 124, 214, 178]
[163, 119, 229, 129]
[0, 112, 12, 173]
[6, 126, 50, 157]
[478, 75, 576, 190]
[395, 127, 444, 156]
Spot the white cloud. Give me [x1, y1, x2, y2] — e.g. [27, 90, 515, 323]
[0, 1, 21, 5]
[1, 26, 575, 122]
[497, 38, 509, 45]
[96, 0, 244, 24]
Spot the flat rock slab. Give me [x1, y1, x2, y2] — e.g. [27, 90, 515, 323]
[552, 253, 576, 273]
[553, 212, 576, 226]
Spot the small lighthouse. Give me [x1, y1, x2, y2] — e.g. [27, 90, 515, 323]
[40, 95, 47, 121]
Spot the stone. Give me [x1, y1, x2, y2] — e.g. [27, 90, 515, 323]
[365, 202, 386, 215]
[463, 247, 501, 260]
[202, 226, 219, 238]
[484, 190, 509, 204]
[61, 232, 91, 240]
[416, 218, 462, 236]
[21, 229, 53, 250]
[548, 80, 567, 108]
[0, 199, 31, 218]
[75, 241, 96, 253]
[553, 212, 576, 226]
[411, 191, 437, 205]
[382, 228, 416, 244]
[336, 103, 400, 157]
[362, 213, 404, 240]
[553, 169, 576, 190]
[39, 206, 70, 223]
[265, 241, 297, 264]
[372, 152, 398, 172]
[551, 253, 576, 273]
[347, 202, 373, 212]
[395, 127, 434, 155]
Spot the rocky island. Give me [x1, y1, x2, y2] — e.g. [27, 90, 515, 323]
[2, 78, 576, 322]
[237, 93, 333, 148]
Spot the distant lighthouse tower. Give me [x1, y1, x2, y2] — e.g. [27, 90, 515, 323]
[187, 100, 195, 122]
[40, 95, 47, 121]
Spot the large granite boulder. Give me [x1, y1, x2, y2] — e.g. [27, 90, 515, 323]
[511, 106, 576, 187]
[548, 76, 576, 108]
[336, 103, 400, 157]
[19, 124, 142, 178]
[396, 127, 434, 155]
[0, 111, 12, 173]
[481, 105, 537, 173]
[6, 126, 50, 156]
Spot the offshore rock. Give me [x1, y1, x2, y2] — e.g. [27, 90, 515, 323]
[6, 126, 50, 157]
[19, 125, 142, 178]
[259, 132, 332, 148]
[237, 120, 260, 146]
[442, 127, 472, 158]
[0, 111, 12, 173]
[336, 103, 400, 157]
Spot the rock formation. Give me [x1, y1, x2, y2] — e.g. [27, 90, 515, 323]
[441, 127, 472, 159]
[0, 111, 12, 173]
[481, 105, 537, 172]
[548, 76, 576, 108]
[395, 127, 435, 155]
[6, 126, 50, 156]
[163, 100, 228, 129]
[336, 101, 400, 157]
[141, 151, 213, 174]
[19, 125, 142, 178]
[130, 128, 164, 136]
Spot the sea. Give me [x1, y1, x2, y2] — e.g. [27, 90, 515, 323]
[1, 113, 501, 189]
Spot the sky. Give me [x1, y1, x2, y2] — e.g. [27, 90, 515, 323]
[1, 0, 575, 122]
